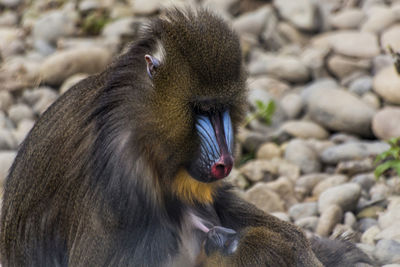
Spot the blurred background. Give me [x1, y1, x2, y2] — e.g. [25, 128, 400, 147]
[0, 0, 400, 265]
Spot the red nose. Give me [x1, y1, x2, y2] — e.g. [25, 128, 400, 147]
[211, 155, 233, 179]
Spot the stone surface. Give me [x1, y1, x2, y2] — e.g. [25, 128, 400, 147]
[330, 8, 365, 29]
[280, 120, 329, 140]
[280, 93, 303, 119]
[316, 204, 343, 237]
[239, 159, 277, 182]
[318, 183, 361, 213]
[349, 76, 373, 96]
[60, 73, 88, 94]
[0, 151, 16, 184]
[295, 216, 319, 232]
[264, 177, 297, 208]
[361, 6, 396, 33]
[306, 88, 375, 137]
[373, 66, 400, 105]
[372, 107, 400, 140]
[381, 24, 400, 52]
[39, 47, 112, 86]
[248, 53, 310, 83]
[274, 0, 318, 31]
[32, 10, 77, 54]
[284, 139, 321, 174]
[327, 54, 370, 79]
[320, 141, 389, 164]
[312, 31, 380, 59]
[256, 142, 281, 160]
[244, 183, 285, 213]
[0, 91, 13, 112]
[233, 6, 274, 37]
[288, 202, 318, 221]
[8, 103, 34, 125]
[374, 239, 400, 265]
[361, 225, 381, 245]
[312, 174, 348, 197]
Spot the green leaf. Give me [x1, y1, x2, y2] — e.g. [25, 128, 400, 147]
[374, 160, 399, 178]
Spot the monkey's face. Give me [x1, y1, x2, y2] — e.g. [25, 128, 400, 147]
[143, 10, 246, 184]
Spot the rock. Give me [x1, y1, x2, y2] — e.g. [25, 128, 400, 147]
[357, 205, 384, 219]
[330, 8, 365, 29]
[327, 54, 370, 79]
[271, 212, 290, 222]
[0, 11, 17, 27]
[102, 17, 139, 39]
[22, 87, 59, 115]
[379, 197, 400, 229]
[248, 53, 310, 83]
[312, 31, 379, 59]
[272, 158, 301, 181]
[361, 6, 396, 34]
[374, 239, 400, 265]
[320, 141, 389, 164]
[372, 107, 400, 140]
[8, 104, 34, 125]
[280, 93, 303, 119]
[370, 183, 391, 202]
[264, 177, 297, 208]
[130, 0, 163, 15]
[232, 6, 274, 37]
[0, 27, 24, 59]
[39, 47, 112, 86]
[312, 174, 348, 197]
[78, 0, 101, 12]
[361, 225, 381, 244]
[239, 159, 277, 183]
[0, 91, 12, 112]
[358, 218, 378, 232]
[0, 56, 42, 91]
[373, 66, 400, 105]
[0, 0, 22, 8]
[0, 129, 16, 150]
[306, 88, 375, 137]
[256, 142, 281, 160]
[318, 183, 361, 213]
[248, 76, 290, 100]
[349, 76, 373, 96]
[344, 211, 357, 229]
[284, 139, 321, 174]
[60, 73, 88, 94]
[13, 119, 34, 145]
[336, 158, 374, 176]
[289, 202, 318, 221]
[280, 120, 329, 140]
[295, 216, 319, 232]
[244, 183, 285, 213]
[296, 173, 329, 196]
[351, 173, 376, 192]
[375, 223, 400, 242]
[0, 151, 16, 185]
[361, 92, 380, 110]
[316, 204, 343, 237]
[274, 0, 318, 31]
[301, 47, 330, 78]
[381, 24, 400, 52]
[32, 10, 77, 55]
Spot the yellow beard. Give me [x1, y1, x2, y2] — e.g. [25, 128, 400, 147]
[171, 168, 220, 205]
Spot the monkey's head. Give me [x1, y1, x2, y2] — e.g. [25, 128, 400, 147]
[138, 9, 246, 186]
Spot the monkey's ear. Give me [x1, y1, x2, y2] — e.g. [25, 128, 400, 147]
[145, 55, 160, 79]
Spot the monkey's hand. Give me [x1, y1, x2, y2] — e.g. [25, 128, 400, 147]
[199, 226, 308, 267]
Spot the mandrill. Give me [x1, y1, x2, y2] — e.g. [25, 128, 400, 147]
[0, 8, 372, 267]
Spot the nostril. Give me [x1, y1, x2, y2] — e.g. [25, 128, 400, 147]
[211, 158, 233, 180]
[215, 163, 225, 172]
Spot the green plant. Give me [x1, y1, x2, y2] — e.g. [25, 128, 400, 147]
[374, 137, 400, 178]
[243, 99, 276, 127]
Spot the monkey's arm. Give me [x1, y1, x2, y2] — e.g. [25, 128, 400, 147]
[212, 185, 323, 267]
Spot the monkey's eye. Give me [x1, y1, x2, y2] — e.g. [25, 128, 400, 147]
[144, 55, 160, 79]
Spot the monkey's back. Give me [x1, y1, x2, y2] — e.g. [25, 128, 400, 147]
[0, 72, 107, 266]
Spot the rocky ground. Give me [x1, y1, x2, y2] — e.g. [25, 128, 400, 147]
[0, 0, 400, 265]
